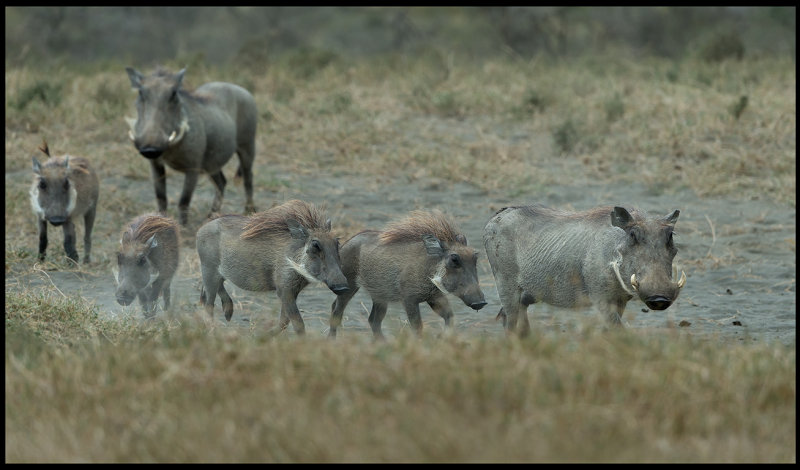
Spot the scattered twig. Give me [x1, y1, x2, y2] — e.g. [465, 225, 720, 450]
[704, 214, 716, 258]
[32, 263, 67, 299]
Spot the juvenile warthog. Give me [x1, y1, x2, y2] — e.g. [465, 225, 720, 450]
[115, 213, 180, 317]
[483, 204, 687, 337]
[329, 210, 487, 339]
[196, 199, 349, 334]
[125, 67, 257, 225]
[30, 140, 99, 264]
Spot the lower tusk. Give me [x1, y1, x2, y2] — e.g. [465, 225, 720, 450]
[677, 270, 686, 288]
[630, 273, 639, 291]
[168, 131, 177, 143]
[128, 130, 135, 141]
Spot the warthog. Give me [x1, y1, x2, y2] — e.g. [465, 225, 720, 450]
[125, 67, 257, 225]
[196, 199, 349, 334]
[484, 204, 687, 337]
[29, 140, 99, 264]
[115, 213, 180, 317]
[329, 210, 487, 339]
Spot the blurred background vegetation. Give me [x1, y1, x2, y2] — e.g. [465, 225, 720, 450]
[5, 6, 796, 68]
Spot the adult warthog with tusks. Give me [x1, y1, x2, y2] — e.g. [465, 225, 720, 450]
[484, 204, 686, 337]
[329, 210, 487, 339]
[125, 67, 257, 225]
[30, 140, 99, 264]
[115, 213, 180, 317]
[196, 199, 349, 334]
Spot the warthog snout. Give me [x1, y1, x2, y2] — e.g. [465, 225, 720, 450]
[470, 300, 488, 311]
[329, 283, 350, 295]
[47, 215, 67, 226]
[644, 295, 672, 310]
[116, 290, 135, 306]
[138, 146, 164, 160]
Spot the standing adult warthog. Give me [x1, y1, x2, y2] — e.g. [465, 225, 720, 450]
[30, 140, 99, 264]
[484, 204, 686, 337]
[196, 199, 349, 334]
[125, 67, 257, 225]
[115, 213, 180, 317]
[329, 210, 487, 339]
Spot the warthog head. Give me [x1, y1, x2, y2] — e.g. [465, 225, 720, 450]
[125, 67, 190, 160]
[424, 233, 488, 311]
[30, 155, 77, 227]
[611, 207, 686, 311]
[285, 218, 350, 295]
[115, 234, 158, 306]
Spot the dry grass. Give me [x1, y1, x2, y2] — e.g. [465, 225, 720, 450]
[5, 53, 796, 462]
[5, 288, 796, 463]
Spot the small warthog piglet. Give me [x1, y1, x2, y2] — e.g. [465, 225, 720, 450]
[329, 209, 487, 339]
[115, 213, 180, 317]
[196, 199, 349, 334]
[30, 140, 99, 264]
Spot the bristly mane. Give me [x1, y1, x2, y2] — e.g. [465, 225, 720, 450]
[379, 210, 464, 245]
[241, 199, 328, 240]
[148, 67, 209, 103]
[36, 139, 92, 175]
[514, 204, 644, 226]
[124, 213, 179, 244]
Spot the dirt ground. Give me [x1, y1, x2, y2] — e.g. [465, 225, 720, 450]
[7, 150, 796, 346]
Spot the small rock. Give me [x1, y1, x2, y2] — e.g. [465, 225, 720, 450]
[678, 320, 691, 327]
[726, 288, 733, 295]
[733, 320, 742, 326]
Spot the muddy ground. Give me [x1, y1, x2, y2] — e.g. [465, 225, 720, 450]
[7, 152, 795, 346]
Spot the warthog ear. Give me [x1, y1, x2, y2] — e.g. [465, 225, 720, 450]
[663, 210, 680, 225]
[175, 68, 186, 87]
[287, 218, 308, 240]
[126, 67, 143, 89]
[611, 207, 633, 229]
[455, 233, 468, 245]
[32, 156, 42, 175]
[422, 234, 445, 257]
[325, 218, 332, 232]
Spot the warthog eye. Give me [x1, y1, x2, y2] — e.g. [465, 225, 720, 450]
[38, 180, 47, 190]
[137, 256, 147, 266]
[117, 253, 123, 264]
[170, 90, 178, 102]
[63, 179, 69, 190]
[629, 229, 638, 244]
[309, 240, 322, 254]
[448, 253, 462, 268]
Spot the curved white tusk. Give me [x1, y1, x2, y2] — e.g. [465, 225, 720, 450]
[128, 129, 135, 141]
[630, 273, 639, 291]
[677, 270, 686, 288]
[168, 131, 177, 143]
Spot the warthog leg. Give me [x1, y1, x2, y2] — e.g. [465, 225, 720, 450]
[208, 171, 226, 216]
[426, 293, 454, 327]
[149, 160, 168, 214]
[368, 302, 389, 340]
[329, 285, 360, 338]
[62, 219, 79, 263]
[178, 172, 199, 226]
